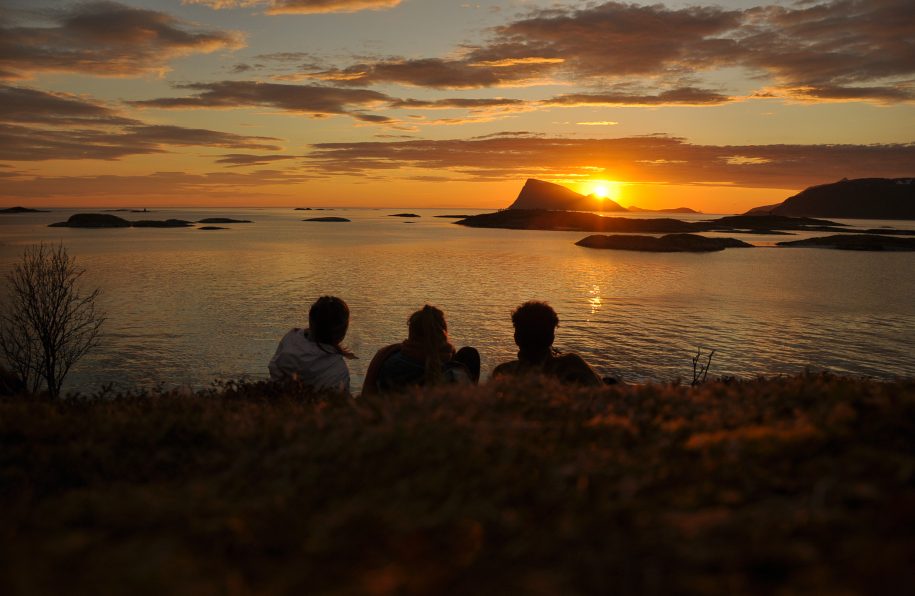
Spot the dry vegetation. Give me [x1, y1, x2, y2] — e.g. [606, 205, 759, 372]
[1, 375, 913, 595]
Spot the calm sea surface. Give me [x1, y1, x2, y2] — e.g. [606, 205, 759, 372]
[1, 207, 913, 393]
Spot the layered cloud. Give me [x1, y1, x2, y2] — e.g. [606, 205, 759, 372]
[737, 0, 915, 102]
[301, 134, 915, 189]
[183, 0, 401, 14]
[310, 56, 557, 89]
[0, 168, 319, 200]
[131, 81, 394, 122]
[0, 1, 244, 79]
[215, 153, 298, 166]
[132, 80, 733, 127]
[305, 0, 915, 103]
[0, 85, 280, 161]
[543, 88, 732, 107]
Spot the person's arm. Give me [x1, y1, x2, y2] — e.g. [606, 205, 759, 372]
[562, 354, 603, 387]
[489, 361, 514, 380]
[361, 343, 400, 396]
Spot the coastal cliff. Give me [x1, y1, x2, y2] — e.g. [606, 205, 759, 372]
[747, 178, 915, 219]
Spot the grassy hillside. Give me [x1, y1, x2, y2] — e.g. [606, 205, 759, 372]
[2, 375, 913, 595]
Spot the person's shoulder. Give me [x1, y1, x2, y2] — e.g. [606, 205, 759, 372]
[278, 327, 304, 343]
[371, 343, 402, 364]
[550, 353, 602, 386]
[492, 360, 521, 377]
[554, 353, 589, 366]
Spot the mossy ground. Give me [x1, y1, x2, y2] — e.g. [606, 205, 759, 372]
[2, 375, 913, 595]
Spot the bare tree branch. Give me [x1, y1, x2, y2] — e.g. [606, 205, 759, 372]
[0, 243, 105, 398]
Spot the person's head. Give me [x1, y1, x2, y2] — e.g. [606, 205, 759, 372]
[309, 296, 351, 355]
[407, 305, 450, 383]
[511, 301, 559, 360]
[408, 304, 448, 348]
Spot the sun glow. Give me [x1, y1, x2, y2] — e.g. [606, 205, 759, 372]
[586, 180, 622, 201]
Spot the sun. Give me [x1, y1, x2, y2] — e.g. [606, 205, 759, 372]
[587, 180, 621, 201]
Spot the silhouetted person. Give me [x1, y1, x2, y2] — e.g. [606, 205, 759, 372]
[363, 305, 479, 395]
[269, 296, 354, 394]
[492, 301, 602, 386]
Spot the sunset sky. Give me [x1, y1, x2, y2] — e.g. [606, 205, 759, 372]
[1, 0, 913, 212]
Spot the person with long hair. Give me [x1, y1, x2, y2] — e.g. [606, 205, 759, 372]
[269, 295, 355, 394]
[362, 304, 479, 395]
[492, 301, 602, 386]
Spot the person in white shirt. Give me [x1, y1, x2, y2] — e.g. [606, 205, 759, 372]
[268, 296, 354, 394]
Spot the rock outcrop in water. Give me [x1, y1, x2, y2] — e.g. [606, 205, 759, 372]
[1, 206, 48, 214]
[626, 206, 700, 214]
[576, 233, 752, 252]
[702, 215, 846, 232]
[50, 214, 132, 228]
[197, 218, 252, 224]
[746, 178, 915, 219]
[508, 179, 628, 212]
[389, 213, 420, 218]
[132, 219, 193, 228]
[50, 214, 195, 228]
[457, 210, 695, 233]
[777, 234, 915, 251]
[304, 217, 350, 222]
[454, 210, 855, 235]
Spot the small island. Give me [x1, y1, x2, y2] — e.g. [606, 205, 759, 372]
[389, 213, 421, 218]
[131, 219, 193, 228]
[777, 234, 915, 251]
[198, 226, 229, 231]
[49, 214, 198, 228]
[196, 218, 252, 224]
[627, 206, 700, 214]
[455, 209, 868, 236]
[1, 206, 49, 214]
[303, 217, 350, 222]
[49, 214, 132, 228]
[576, 233, 752, 252]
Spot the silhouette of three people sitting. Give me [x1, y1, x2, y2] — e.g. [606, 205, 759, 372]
[269, 297, 601, 395]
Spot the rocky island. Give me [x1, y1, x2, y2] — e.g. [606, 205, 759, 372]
[1, 206, 48, 214]
[455, 210, 855, 235]
[626, 206, 700, 214]
[132, 219, 193, 228]
[576, 233, 752, 252]
[777, 234, 915, 251]
[389, 213, 420, 218]
[49, 214, 132, 228]
[303, 217, 350, 222]
[746, 178, 915, 220]
[49, 214, 196, 228]
[457, 210, 696, 233]
[196, 218, 252, 224]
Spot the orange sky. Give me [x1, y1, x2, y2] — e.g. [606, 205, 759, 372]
[1, 0, 913, 213]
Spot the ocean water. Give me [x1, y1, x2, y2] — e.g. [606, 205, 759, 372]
[1, 207, 913, 393]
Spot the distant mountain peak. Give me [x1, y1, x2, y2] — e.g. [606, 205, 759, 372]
[507, 179, 628, 212]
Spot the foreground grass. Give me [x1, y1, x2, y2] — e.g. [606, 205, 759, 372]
[1, 375, 913, 595]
